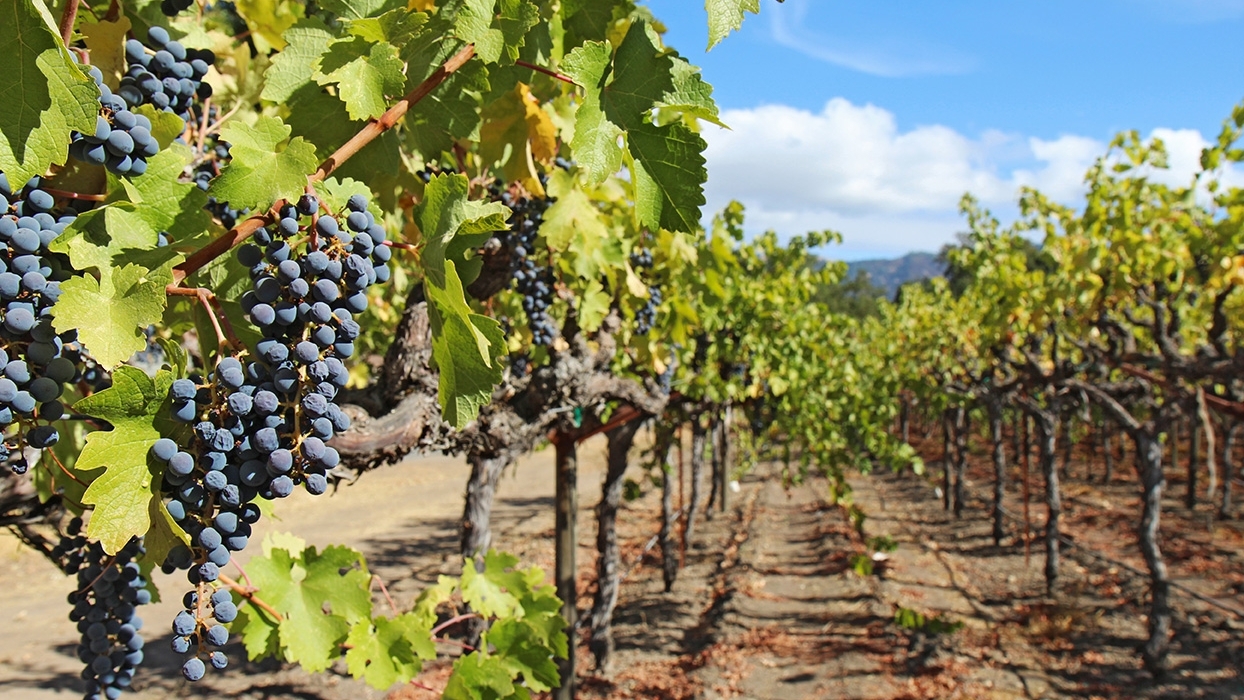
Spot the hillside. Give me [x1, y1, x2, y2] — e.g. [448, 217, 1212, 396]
[845, 252, 945, 296]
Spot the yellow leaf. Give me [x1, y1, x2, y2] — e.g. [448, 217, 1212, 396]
[81, 17, 131, 91]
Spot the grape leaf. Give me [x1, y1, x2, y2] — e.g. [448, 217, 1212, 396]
[344, 613, 436, 689]
[426, 262, 508, 428]
[313, 36, 407, 120]
[117, 145, 213, 239]
[132, 105, 186, 150]
[629, 121, 707, 234]
[487, 618, 560, 692]
[285, 85, 404, 189]
[74, 367, 179, 555]
[443, 653, 521, 700]
[417, 173, 509, 289]
[599, 22, 673, 131]
[347, 8, 428, 44]
[0, 0, 99, 186]
[403, 58, 489, 160]
[209, 115, 319, 210]
[52, 261, 176, 369]
[540, 180, 608, 252]
[316, 0, 403, 21]
[234, 0, 303, 52]
[453, 0, 540, 65]
[479, 83, 557, 196]
[705, 0, 760, 50]
[560, 41, 622, 184]
[80, 17, 132, 91]
[238, 541, 373, 672]
[261, 19, 335, 104]
[655, 58, 725, 127]
[461, 549, 525, 618]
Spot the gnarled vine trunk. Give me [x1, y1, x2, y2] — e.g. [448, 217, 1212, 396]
[953, 407, 969, 519]
[554, 437, 578, 700]
[1187, 422, 1200, 509]
[1133, 430, 1172, 676]
[686, 416, 707, 543]
[589, 421, 642, 671]
[461, 454, 511, 560]
[1030, 409, 1061, 593]
[988, 400, 1007, 545]
[658, 428, 678, 592]
[1220, 420, 1239, 519]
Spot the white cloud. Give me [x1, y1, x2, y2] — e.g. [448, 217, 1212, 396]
[768, 0, 974, 77]
[701, 99, 1231, 260]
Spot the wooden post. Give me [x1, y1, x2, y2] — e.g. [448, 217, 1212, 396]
[554, 437, 578, 700]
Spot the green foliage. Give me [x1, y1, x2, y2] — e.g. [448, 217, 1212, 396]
[209, 116, 320, 210]
[73, 367, 187, 558]
[705, 0, 760, 50]
[0, 0, 99, 185]
[234, 536, 564, 694]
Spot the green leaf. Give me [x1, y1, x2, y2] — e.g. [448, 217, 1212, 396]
[599, 22, 673, 132]
[628, 121, 707, 233]
[80, 17, 132, 91]
[52, 261, 176, 368]
[454, 0, 540, 65]
[347, 8, 428, 44]
[210, 115, 319, 210]
[461, 550, 525, 618]
[656, 58, 725, 127]
[234, 0, 303, 52]
[414, 174, 509, 425]
[0, 0, 99, 185]
[417, 173, 509, 289]
[261, 19, 335, 104]
[132, 105, 187, 150]
[316, 0, 402, 21]
[313, 37, 407, 121]
[118, 145, 212, 239]
[403, 59, 488, 159]
[540, 180, 607, 252]
[560, 41, 622, 184]
[443, 653, 518, 700]
[75, 367, 181, 555]
[344, 613, 435, 689]
[487, 619, 560, 692]
[705, 0, 760, 50]
[426, 262, 508, 428]
[285, 84, 404, 189]
[240, 540, 374, 672]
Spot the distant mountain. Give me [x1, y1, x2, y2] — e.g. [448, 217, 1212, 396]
[845, 252, 945, 297]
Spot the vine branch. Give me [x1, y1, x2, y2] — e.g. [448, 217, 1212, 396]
[218, 572, 284, 621]
[58, 0, 79, 46]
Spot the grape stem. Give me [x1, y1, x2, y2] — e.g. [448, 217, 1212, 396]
[433, 637, 476, 652]
[230, 555, 254, 589]
[514, 60, 575, 85]
[165, 286, 243, 352]
[409, 680, 437, 692]
[170, 43, 477, 287]
[42, 187, 105, 202]
[218, 572, 284, 622]
[58, 0, 79, 46]
[370, 574, 399, 616]
[429, 612, 479, 636]
[76, 553, 117, 595]
[43, 447, 87, 486]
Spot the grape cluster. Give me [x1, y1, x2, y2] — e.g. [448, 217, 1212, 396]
[635, 285, 661, 336]
[629, 248, 654, 269]
[494, 188, 558, 346]
[53, 519, 151, 700]
[151, 193, 391, 679]
[0, 173, 87, 471]
[121, 27, 215, 121]
[69, 66, 159, 177]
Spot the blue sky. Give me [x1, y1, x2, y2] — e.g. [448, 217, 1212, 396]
[642, 0, 1244, 260]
